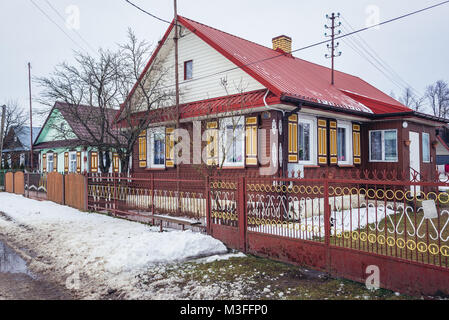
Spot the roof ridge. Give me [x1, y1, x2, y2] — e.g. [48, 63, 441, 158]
[179, 16, 278, 53]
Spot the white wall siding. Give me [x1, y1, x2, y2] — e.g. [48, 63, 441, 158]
[151, 28, 265, 105]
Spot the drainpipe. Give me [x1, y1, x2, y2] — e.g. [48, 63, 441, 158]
[263, 89, 286, 117]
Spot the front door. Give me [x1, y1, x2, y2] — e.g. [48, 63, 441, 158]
[409, 131, 420, 195]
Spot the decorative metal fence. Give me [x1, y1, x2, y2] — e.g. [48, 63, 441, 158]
[87, 173, 208, 228]
[208, 169, 449, 296]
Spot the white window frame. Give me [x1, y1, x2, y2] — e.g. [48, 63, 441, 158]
[147, 127, 166, 169]
[47, 153, 54, 172]
[297, 115, 317, 166]
[69, 152, 77, 173]
[422, 132, 430, 163]
[337, 120, 353, 165]
[369, 129, 398, 162]
[220, 117, 245, 168]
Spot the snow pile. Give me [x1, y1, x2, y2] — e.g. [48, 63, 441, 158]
[0, 193, 227, 299]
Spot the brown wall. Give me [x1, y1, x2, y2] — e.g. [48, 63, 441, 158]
[132, 110, 283, 180]
[131, 112, 438, 181]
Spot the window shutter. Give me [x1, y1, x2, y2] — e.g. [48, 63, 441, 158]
[288, 114, 298, 163]
[206, 121, 218, 166]
[353, 124, 361, 165]
[245, 117, 258, 166]
[113, 153, 120, 173]
[53, 153, 58, 172]
[165, 127, 175, 168]
[138, 131, 147, 168]
[329, 120, 338, 165]
[64, 152, 69, 173]
[91, 152, 98, 173]
[318, 119, 328, 165]
[76, 152, 81, 173]
[42, 154, 47, 172]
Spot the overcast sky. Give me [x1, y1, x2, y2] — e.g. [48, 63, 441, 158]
[1, 0, 448, 125]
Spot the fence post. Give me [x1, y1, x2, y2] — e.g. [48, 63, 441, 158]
[205, 175, 211, 235]
[83, 174, 88, 211]
[62, 174, 66, 205]
[12, 172, 15, 194]
[151, 173, 155, 225]
[324, 179, 331, 274]
[238, 176, 247, 253]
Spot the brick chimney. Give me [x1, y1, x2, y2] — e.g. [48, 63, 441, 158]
[272, 35, 292, 53]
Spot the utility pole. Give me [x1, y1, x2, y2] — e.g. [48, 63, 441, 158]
[325, 13, 342, 85]
[28, 62, 34, 171]
[0, 105, 5, 169]
[174, 0, 181, 215]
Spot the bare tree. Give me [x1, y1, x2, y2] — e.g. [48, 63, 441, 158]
[426, 80, 449, 118]
[36, 29, 176, 173]
[0, 100, 28, 142]
[399, 87, 425, 112]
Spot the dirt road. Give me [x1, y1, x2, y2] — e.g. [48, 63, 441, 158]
[0, 239, 74, 300]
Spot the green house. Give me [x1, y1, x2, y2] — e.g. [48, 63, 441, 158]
[33, 102, 122, 174]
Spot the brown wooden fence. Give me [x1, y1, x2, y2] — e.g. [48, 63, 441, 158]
[65, 174, 86, 211]
[5, 172, 13, 193]
[13, 172, 24, 195]
[47, 172, 64, 205]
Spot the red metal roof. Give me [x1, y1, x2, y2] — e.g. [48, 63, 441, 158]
[118, 16, 413, 121]
[178, 16, 411, 115]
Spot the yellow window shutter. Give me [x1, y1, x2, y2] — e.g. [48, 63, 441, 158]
[64, 152, 69, 173]
[353, 123, 361, 165]
[329, 120, 338, 165]
[165, 127, 175, 168]
[245, 117, 258, 166]
[76, 152, 81, 173]
[42, 154, 47, 172]
[288, 114, 298, 163]
[138, 131, 147, 168]
[113, 153, 120, 173]
[53, 153, 58, 172]
[91, 152, 98, 173]
[206, 121, 218, 166]
[318, 119, 328, 165]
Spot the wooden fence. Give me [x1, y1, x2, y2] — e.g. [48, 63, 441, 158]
[3, 171, 87, 212]
[5, 172, 13, 193]
[47, 172, 64, 205]
[65, 174, 86, 211]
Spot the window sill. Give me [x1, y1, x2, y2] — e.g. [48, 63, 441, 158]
[338, 164, 354, 168]
[221, 166, 245, 170]
[303, 165, 320, 168]
[145, 167, 166, 171]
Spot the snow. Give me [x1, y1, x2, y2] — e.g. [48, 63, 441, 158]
[248, 206, 395, 240]
[0, 193, 228, 299]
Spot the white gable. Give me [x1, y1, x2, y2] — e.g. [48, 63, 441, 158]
[154, 26, 265, 104]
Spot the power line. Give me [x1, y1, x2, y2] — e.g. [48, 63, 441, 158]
[29, 0, 89, 53]
[124, 0, 172, 24]
[44, 0, 97, 54]
[340, 15, 423, 98]
[130, 0, 449, 91]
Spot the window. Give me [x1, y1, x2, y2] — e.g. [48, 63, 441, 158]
[423, 133, 430, 163]
[220, 117, 244, 167]
[298, 116, 316, 165]
[47, 153, 54, 173]
[147, 127, 165, 168]
[69, 152, 77, 173]
[337, 121, 353, 165]
[369, 130, 398, 162]
[184, 60, 193, 80]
